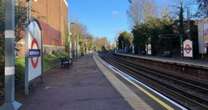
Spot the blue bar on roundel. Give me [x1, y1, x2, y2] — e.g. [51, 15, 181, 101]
[28, 49, 41, 57]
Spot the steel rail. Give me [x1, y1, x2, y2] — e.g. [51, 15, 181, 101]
[99, 53, 208, 110]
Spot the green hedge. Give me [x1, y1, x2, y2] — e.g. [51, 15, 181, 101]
[15, 51, 69, 81]
[1, 51, 69, 83]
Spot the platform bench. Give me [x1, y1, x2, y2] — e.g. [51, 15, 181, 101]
[60, 57, 73, 68]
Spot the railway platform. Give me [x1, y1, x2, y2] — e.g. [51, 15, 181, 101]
[15, 54, 181, 110]
[116, 53, 208, 69]
[15, 54, 188, 110]
[19, 55, 133, 110]
[13, 54, 135, 110]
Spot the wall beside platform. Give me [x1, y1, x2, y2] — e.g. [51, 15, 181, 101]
[16, 0, 69, 56]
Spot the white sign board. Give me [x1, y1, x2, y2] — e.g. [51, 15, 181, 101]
[183, 39, 193, 57]
[198, 20, 208, 54]
[147, 44, 152, 55]
[145, 44, 152, 55]
[26, 21, 42, 81]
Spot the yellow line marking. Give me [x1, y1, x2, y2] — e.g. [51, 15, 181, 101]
[131, 81, 174, 110]
[94, 55, 153, 110]
[94, 54, 175, 110]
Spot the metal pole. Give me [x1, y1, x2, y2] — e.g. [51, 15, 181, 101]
[75, 35, 78, 59]
[24, 30, 29, 95]
[76, 34, 80, 59]
[0, 0, 22, 110]
[69, 33, 72, 59]
[187, 7, 191, 39]
[179, 0, 184, 57]
[68, 22, 72, 59]
[24, 0, 32, 96]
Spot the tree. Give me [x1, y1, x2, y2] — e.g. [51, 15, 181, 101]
[0, 0, 28, 61]
[71, 22, 87, 56]
[179, 0, 185, 38]
[71, 22, 97, 55]
[196, 0, 208, 17]
[0, 0, 4, 76]
[117, 31, 132, 50]
[127, 0, 156, 26]
[132, 23, 150, 54]
[132, 15, 175, 55]
[15, 1, 27, 41]
[95, 37, 109, 51]
[0, 0, 4, 33]
[85, 35, 94, 51]
[0, 1, 27, 41]
[71, 22, 86, 38]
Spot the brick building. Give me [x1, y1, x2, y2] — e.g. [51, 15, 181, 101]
[17, 0, 69, 55]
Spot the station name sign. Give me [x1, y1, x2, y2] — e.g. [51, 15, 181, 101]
[28, 49, 40, 57]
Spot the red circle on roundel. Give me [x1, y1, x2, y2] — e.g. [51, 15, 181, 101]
[185, 44, 192, 54]
[31, 38, 39, 69]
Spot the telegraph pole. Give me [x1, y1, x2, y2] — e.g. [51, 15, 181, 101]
[0, 0, 22, 110]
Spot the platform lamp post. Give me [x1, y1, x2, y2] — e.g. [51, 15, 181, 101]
[68, 21, 72, 59]
[0, 0, 22, 110]
[76, 34, 80, 59]
[69, 32, 72, 59]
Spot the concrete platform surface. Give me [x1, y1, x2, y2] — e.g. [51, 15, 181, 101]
[20, 55, 133, 110]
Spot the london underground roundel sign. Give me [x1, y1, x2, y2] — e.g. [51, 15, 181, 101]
[183, 39, 193, 58]
[30, 38, 40, 68]
[26, 20, 42, 81]
[184, 44, 192, 54]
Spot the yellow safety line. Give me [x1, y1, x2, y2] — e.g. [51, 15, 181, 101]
[131, 80, 174, 110]
[95, 54, 175, 110]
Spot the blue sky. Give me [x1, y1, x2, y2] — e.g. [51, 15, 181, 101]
[68, 0, 177, 43]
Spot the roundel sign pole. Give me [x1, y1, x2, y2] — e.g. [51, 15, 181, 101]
[25, 20, 42, 95]
[183, 39, 193, 58]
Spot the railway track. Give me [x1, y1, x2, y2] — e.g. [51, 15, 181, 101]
[99, 52, 208, 110]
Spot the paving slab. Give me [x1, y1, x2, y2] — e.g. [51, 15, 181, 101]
[20, 55, 133, 110]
